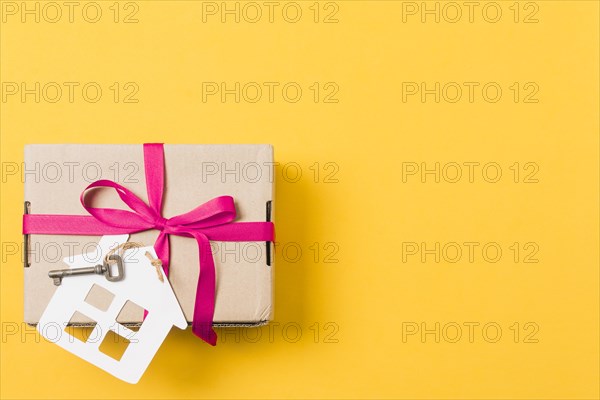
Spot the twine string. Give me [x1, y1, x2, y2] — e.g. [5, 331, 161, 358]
[104, 242, 164, 282]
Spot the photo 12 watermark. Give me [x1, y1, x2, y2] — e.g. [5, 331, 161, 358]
[1, 82, 140, 104]
[400, 2, 539, 24]
[3, 239, 146, 265]
[401, 162, 540, 184]
[201, 81, 339, 104]
[1, 1, 140, 24]
[401, 241, 540, 264]
[402, 321, 540, 343]
[401, 82, 539, 104]
[2, 160, 141, 184]
[197, 161, 340, 184]
[200, 1, 339, 24]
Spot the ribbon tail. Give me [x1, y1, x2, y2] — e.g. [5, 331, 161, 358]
[191, 232, 217, 346]
[154, 231, 171, 276]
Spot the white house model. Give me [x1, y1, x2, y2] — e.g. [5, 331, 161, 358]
[37, 235, 187, 384]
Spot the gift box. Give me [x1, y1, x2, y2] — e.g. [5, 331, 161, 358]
[23, 144, 274, 333]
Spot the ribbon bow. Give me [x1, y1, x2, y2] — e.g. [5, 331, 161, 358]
[23, 143, 275, 346]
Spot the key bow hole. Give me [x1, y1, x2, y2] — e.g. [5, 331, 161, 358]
[104, 255, 125, 282]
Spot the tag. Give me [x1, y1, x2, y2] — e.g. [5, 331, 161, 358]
[37, 235, 187, 384]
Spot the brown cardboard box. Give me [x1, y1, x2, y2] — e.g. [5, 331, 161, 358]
[24, 144, 274, 326]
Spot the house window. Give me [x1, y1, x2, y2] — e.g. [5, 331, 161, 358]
[84, 284, 115, 312]
[99, 330, 131, 361]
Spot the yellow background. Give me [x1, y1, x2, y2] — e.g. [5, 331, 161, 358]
[1, 1, 598, 398]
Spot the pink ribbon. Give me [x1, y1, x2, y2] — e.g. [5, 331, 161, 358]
[23, 143, 274, 346]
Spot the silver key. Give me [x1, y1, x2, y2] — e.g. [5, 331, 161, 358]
[48, 254, 125, 286]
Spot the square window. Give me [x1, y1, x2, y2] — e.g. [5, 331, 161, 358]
[99, 330, 131, 361]
[64, 311, 97, 343]
[116, 300, 148, 328]
[84, 284, 115, 312]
